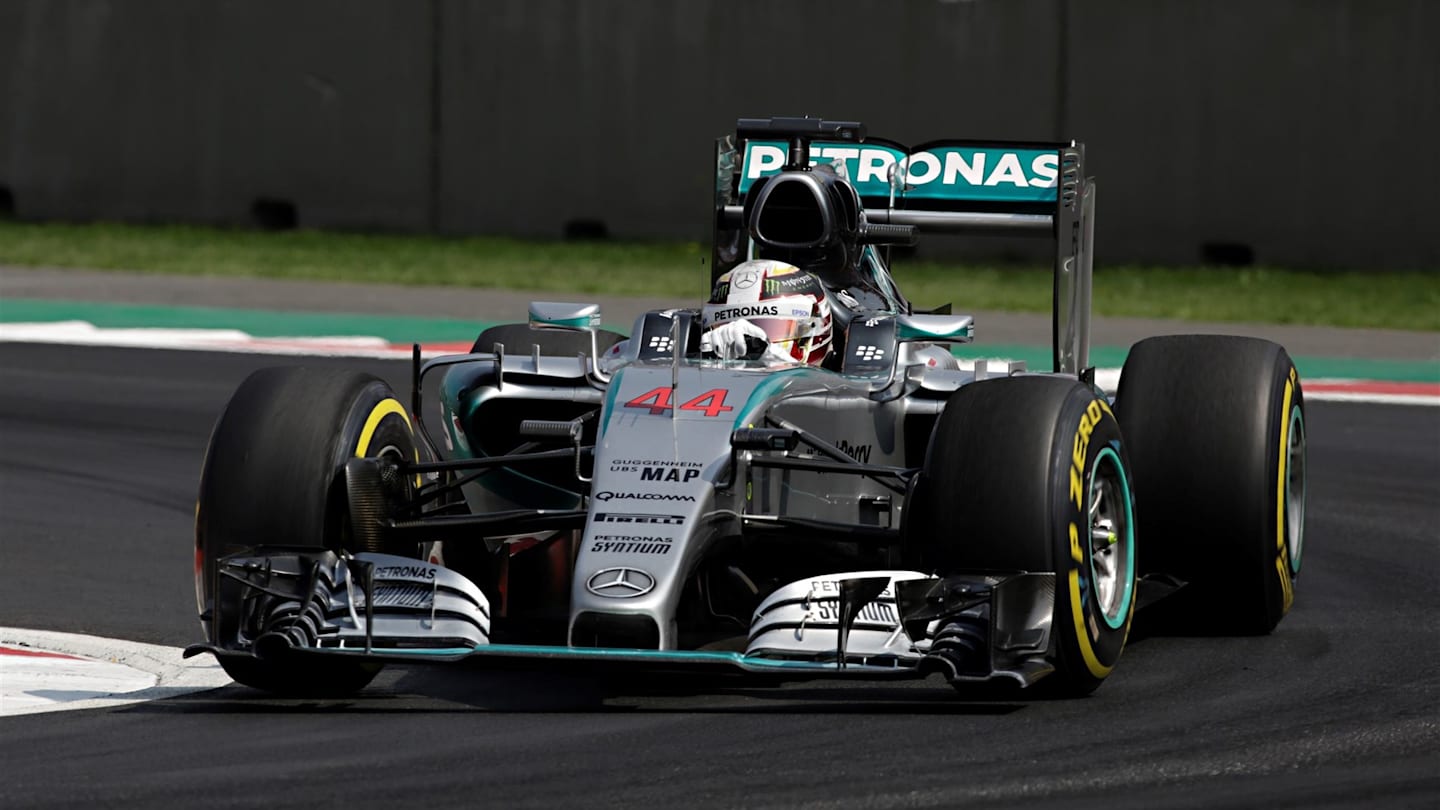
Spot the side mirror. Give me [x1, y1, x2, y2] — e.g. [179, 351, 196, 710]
[527, 302, 609, 383]
[528, 301, 602, 331]
[895, 313, 975, 344]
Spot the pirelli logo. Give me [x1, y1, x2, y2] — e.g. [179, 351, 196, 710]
[594, 513, 685, 525]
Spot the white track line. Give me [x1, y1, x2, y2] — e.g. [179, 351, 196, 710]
[0, 321, 414, 359]
[0, 628, 232, 717]
[1299, 391, 1439, 406]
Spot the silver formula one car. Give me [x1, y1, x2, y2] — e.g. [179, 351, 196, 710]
[189, 117, 1308, 697]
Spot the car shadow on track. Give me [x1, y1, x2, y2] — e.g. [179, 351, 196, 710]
[121, 667, 1030, 716]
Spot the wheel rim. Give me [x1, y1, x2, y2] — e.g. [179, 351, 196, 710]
[1285, 406, 1306, 574]
[1088, 447, 1135, 629]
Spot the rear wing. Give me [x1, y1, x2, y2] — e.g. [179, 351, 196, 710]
[710, 117, 1096, 376]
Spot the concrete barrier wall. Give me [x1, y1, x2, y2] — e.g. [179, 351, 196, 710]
[0, 0, 434, 230]
[1, 0, 1435, 269]
[1066, 0, 1440, 268]
[436, 0, 1061, 245]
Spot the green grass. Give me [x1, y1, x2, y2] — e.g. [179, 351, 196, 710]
[898, 262, 1440, 330]
[1, 221, 1436, 330]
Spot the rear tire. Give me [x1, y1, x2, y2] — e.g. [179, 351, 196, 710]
[908, 376, 1138, 696]
[1116, 335, 1305, 634]
[195, 367, 420, 695]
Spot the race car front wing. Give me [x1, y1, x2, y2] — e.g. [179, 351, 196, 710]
[188, 547, 1060, 689]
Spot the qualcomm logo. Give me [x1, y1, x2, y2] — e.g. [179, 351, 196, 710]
[594, 491, 696, 502]
[586, 567, 656, 598]
[854, 344, 886, 361]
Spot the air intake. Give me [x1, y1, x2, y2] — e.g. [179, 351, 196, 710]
[753, 174, 830, 247]
[570, 612, 662, 649]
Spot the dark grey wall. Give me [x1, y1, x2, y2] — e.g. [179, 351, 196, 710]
[1, 0, 1435, 269]
[436, 0, 1061, 244]
[1065, 0, 1440, 269]
[0, 0, 433, 229]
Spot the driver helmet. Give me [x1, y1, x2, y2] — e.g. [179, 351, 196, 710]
[702, 259, 832, 365]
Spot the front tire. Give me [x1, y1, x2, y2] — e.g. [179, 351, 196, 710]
[908, 376, 1137, 696]
[195, 367, 420, 695]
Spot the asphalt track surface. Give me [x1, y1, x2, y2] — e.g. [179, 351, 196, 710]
[1, 342, 1437, 809]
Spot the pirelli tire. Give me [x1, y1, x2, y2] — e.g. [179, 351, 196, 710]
[194, 367, 421, 696]
[910, 376, 1138, 696]
[1116, 335, 1305, 635]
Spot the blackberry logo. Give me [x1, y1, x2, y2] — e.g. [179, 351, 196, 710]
[854, 344, 886, 361]
[647, 335, 673, 353]
[835, 440, 872, 463]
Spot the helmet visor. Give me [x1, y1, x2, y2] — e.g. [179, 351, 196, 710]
[748, 316, 812, 346]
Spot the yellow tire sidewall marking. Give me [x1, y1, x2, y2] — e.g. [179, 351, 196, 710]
[355, 398, 413, 456]
[355, 397, 421, 489]
[1069, 569, 1113, 679]
[1275, 372, 1296, 614]
[1066, 400, 1123, 680]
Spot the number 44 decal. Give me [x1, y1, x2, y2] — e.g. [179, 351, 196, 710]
[624, 387, 733, 417]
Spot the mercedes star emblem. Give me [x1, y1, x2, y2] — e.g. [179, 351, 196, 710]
[586, 567, 656, 598]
